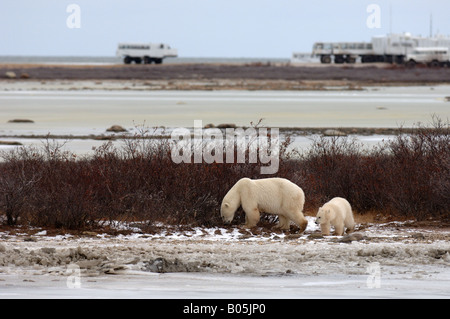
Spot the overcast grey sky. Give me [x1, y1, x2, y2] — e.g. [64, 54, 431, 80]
[1, 0, 449, 58]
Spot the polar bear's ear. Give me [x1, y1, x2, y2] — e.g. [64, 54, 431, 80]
[224, 203, 230, 208]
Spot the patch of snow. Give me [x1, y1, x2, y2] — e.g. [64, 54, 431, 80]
[0, 217, 449, 298]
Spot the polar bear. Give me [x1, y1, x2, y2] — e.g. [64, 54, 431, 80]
[220, 177, 307, 232]
[315, 197, 355, 236]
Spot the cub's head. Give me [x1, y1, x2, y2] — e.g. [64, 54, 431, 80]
[315, 207, 330, 225]
[220, 202, 235, 224]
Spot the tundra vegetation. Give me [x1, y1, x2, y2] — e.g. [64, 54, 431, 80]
[0, 117, 448, 229]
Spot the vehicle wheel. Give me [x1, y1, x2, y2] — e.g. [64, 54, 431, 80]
[429, 60, 440, 68]
[334, 55, 344, 64]
[361, 56, 372, 63]
[134, 58, 142, 64]
[144, 56, 152, 64]
[154, 58, 163, 64]
[346, 56, 356, 63]
[320, 55, 331, 64]
[124, 56, 132, 64]
[385, 55, 394, 63]
[394, 56, 404, 64]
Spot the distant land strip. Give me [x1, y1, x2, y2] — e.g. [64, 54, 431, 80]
[1, 63, 450, 86]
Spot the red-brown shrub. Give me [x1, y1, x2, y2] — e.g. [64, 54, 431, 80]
[0, 118, 448, 228]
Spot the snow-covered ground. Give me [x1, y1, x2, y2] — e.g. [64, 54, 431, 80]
[0, 217, 449, 298]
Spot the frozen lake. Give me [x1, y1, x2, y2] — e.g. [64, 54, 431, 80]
[1, 86, 449, 155]
[1, 86, 449, 132]
[1, 271, 449, 299]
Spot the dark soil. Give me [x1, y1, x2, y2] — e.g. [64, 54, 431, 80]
[2, 63, 450, 84]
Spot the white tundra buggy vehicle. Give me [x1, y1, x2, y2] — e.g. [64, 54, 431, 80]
[116, 43, 178, 64]
[405, 47, 450, 67]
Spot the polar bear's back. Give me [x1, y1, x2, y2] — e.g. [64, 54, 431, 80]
[324, 197, 353, 223]
[240, 177, 304, 213]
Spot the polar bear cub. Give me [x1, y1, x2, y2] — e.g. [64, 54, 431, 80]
[315, 197, 355, 236]
[220, 177, 308, 232]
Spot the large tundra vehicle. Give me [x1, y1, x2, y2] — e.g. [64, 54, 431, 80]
[307, 33, 450, 66]
[405, 47, 450, 68]
[116, 43, 178, 64]
[310, 42, 373, 64]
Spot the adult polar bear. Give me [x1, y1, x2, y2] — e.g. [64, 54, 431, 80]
[220, 177, 307, 232]
[315, 197, 355, 236]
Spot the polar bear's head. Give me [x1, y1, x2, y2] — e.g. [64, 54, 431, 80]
[220, 202, 235, 224]
[315, 207, 330, 225]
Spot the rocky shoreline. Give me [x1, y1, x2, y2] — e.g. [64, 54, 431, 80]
[0, 127, 425, 147]
[0, 220, 449, 277]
